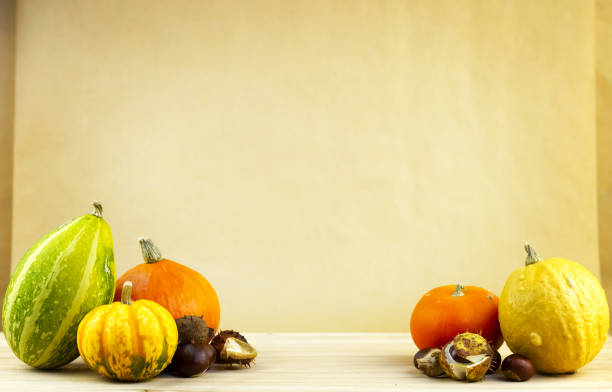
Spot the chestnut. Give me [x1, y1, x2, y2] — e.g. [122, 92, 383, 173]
[501, 354, 534, 381]
[212, 330, 257, 366]
[449, 345, 471, 364]
[413, 348, 445, 377]
[439, 337, 491, 381]
[166, 343, 217, 377]
[487, 349, 501, 374]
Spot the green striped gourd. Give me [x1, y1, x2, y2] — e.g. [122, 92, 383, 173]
[2, 201, 116, 369]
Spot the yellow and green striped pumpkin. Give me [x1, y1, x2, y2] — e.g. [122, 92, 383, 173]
[77, 281, 178, 381]
[2, 201, 116, 369]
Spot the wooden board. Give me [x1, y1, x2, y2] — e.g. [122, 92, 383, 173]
[1, 332, 611, 391]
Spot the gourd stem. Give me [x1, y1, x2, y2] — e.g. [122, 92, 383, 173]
[524, 242, 542, 266]
[139, 237, 163, 264]
[452, 283, 465, 297]
[92, 201, 103, 218]
[121, 281, 133, 305]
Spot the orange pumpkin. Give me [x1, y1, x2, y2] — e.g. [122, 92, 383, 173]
[114, 237, 220, 333]
[410, 284, 502, 350]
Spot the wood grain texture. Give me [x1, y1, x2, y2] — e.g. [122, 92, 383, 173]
[1, 332, 611, 391]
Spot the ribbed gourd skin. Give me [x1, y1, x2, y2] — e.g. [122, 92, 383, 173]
[77, 299, 178, 381]
[2, 213, 116, 369]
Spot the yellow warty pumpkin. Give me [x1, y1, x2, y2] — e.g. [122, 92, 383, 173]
[77, 281, 178, 381]
[499, 244, 609, 374]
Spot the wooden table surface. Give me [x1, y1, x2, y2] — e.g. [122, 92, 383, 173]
[1, 332, 611, 391]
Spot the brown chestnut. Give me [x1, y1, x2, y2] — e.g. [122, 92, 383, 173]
[413, 348, 445, 377]
[438, 335, 491, 382]
[166, 343, 217, 377]
[501, 354, 534, 381]
[487, 348, 501, 374]
[212, 330, 257, 366]
[448, 345, 471, 364]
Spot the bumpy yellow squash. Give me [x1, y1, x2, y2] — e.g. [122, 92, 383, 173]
[77, 281, 178, 381]
[499, 244, 609, 373]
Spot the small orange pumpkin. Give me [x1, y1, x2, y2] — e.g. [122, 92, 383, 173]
[410, 284, 503, 350]
[114, 237, 220, 333]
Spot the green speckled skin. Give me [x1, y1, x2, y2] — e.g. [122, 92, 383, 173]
[2, 211, 116, 369]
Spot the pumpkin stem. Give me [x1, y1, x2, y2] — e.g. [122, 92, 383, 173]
[524, 242, 542, 265]
[139, 237, 163, 264]
[452, 284, 465, 297]
[92, 201, 103, 218]
[121, 281, 133, 305]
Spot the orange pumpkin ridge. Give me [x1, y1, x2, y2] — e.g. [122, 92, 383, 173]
[114, 238, 221, 333]
[410, 283, 502, 350]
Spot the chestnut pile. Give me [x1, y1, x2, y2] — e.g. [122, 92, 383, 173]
[413, 332, 534, 382]
[166, 316, 258, 377]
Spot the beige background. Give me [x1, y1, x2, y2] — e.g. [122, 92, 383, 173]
[0, 0, 15, 330]
[1, 0, 607, 332]
[598, 0, 612, 321]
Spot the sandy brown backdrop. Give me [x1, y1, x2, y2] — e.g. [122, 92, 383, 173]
[0, 0, 15, 331]
[598, 0, 612, 318]
[1, 0, 610, 332]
